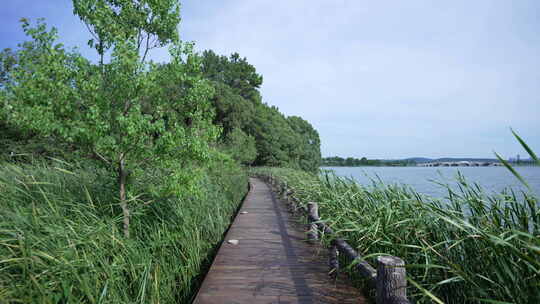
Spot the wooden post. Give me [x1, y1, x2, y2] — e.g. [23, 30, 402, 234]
[376, 256, 409, 304]
[292, 197, 301, 214]
[307, 202, 319, 241]
[285, 190, 294, 212]
[328, 240, 339, 278]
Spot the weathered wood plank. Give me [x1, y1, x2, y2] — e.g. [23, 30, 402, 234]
[192, 178, 365, 304]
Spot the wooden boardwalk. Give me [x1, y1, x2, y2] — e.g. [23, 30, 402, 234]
[193, 178, 365, 304]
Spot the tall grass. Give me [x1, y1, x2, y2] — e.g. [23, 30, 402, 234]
[250, 166, 539, 303]
[0, 160, 248, 303]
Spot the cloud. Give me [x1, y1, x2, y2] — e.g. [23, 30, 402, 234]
[1, 0, 539, 158]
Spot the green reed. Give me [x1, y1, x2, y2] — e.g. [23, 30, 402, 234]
[0, 160, 247, 303]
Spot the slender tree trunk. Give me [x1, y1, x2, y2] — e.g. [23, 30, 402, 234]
[97, 38, 104, 75]
[119, 157, 130, 238]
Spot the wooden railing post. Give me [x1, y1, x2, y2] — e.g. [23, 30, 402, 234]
[307, 202, 319, 241]
[376, 256, 408, 304]
[281, 181, 287, 198]
[285, 189, 295, 212]
[328, 240, 339, 278]
[292, 197, 303, 214]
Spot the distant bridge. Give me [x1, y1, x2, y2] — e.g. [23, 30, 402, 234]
[418, 161, 502, 167]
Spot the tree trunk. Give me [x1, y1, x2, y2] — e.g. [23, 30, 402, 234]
[119, 157, 130, 238]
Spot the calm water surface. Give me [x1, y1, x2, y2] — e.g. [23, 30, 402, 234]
[323, 166, 540, 198]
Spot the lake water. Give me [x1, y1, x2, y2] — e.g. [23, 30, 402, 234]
[323, 166, 540, 198]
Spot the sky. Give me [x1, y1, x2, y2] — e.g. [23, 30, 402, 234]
[1, 1, 539, 159]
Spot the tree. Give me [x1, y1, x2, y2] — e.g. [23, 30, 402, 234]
[72, 0, 181, 64]
[221, 128, 257, 165]
[209, 81, 255, 139]
[2, 1, 216, 238]
[286, 116, 321, 172]
[201, 50, 263, 102]
[0, 48, 17, 87]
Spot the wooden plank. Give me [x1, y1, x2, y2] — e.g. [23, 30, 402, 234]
[192, 178, 365, 304]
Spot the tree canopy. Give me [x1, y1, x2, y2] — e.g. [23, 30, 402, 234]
[200, 50, 321, 172]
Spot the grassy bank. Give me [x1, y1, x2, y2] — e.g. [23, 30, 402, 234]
[0, 160, 248, 303]
[251, 167, 540, 303]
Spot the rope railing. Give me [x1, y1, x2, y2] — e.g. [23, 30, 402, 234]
[257, 174, 411, 304]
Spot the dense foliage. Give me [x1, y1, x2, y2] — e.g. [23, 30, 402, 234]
[251, 160, 540, 303]
[0, 26, 322, 176]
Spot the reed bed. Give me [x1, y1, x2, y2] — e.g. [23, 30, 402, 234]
[0, 160, 248, 303]
[251, 167, 540, 303]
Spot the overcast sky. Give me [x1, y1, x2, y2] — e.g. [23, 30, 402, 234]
[1, 1, 539, 159]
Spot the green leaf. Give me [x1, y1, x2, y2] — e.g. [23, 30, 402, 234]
[511, 128, 539, 165]
[407, 277, 445, 304]
[494, 152, 530, 189]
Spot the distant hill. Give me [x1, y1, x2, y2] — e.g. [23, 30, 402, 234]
[403, 157, 499, 164]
